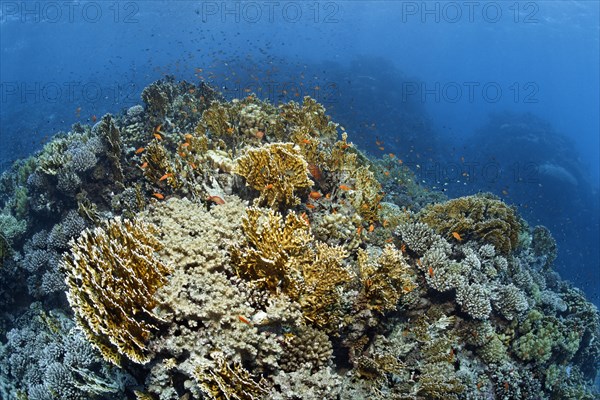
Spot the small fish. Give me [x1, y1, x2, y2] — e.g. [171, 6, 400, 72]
[159, 173, 172, 181]
[90, 115, 97, 123]
[339, 184, 352, 191]
[306, 203, 315, 209]
[264, 183, 274, 190]
[385, 238, 394, 243]
[226, 127, 234, 134]
[152, 193, 164, 200]
[451, 231, 463, 241]
[155, 124, 163, 133]
[181, 142, 190, 147]
[184, 133, 193, 140]
[301, 138, 312, 144]
[309, 191, 322, 200]
[388, 153, 395, 158]
[135, 147, 145, 154]
[368, 224, 375, 232]
[357, 226, 363, 235]
[378, 146, 385, 151]
[189, 162, 197, 169]
[383, 171, 390, 176]
[207, 196, 225, 205]
[300, 212, 310, 225]
[255, 130, 265, 139]
[307, 164, 322, 180]
[428, 266, 434, 278]
[140, 162, 148, 169]
[154, 133, 162, 141]
[238, 315, 252, 325]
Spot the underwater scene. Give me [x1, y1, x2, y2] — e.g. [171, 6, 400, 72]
[0, 1, 599, 399]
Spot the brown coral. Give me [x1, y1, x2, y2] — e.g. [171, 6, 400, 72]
[419, 193, 522, 255]
[195, 353, 270, 400]
[61, 217, 171, 366]
[232, 207, 351, 330]
[357, 244, 416, 313]
[233, 143, 313, 209]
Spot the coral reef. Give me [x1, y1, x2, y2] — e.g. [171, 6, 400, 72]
[0, 79, 598, 400]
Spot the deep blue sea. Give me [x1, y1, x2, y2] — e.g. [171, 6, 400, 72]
[0, 1, 599, 398]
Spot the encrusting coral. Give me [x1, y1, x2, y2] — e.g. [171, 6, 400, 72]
[60, 217, 171, 366]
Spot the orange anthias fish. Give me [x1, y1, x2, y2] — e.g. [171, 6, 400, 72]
[159, 173, 173, 181]
[307, 164, 322, 181]
[339, 184, 352, 191]
[428, 266, 434, 278]
[309, 191, 322, 200]
[451, 231, 463, 241]
[207, 195, 225, 205]
[135, 147, 145, 154]
[152, 193, 164, 200]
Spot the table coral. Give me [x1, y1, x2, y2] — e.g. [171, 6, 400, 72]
[60, 218, 171, 366]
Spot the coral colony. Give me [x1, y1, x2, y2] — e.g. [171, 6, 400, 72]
[0, 77, 599, 399]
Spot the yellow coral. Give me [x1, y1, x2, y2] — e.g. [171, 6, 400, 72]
[357, 244, 416, 313]
[61, 218, 171, 366]
[232, 207, 351, 331]
[195, 353, 270, 400]
[233, 143, 313, 208]
[419, 193, 522, 255]
[232, 207, 312, 294]
[299, 242, 351, 328]
[141, 139, 179, 188]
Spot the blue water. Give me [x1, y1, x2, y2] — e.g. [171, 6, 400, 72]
[2, 0, 598, 305]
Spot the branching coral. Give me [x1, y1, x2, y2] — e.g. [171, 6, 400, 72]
[194, 353, 271, 400]
[357, 244, 416, 313]
[419, 193, 522, 255]
[233, 143, 313, 209]
[61, 218, 171, 366]
[232, 207, 351, 331]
